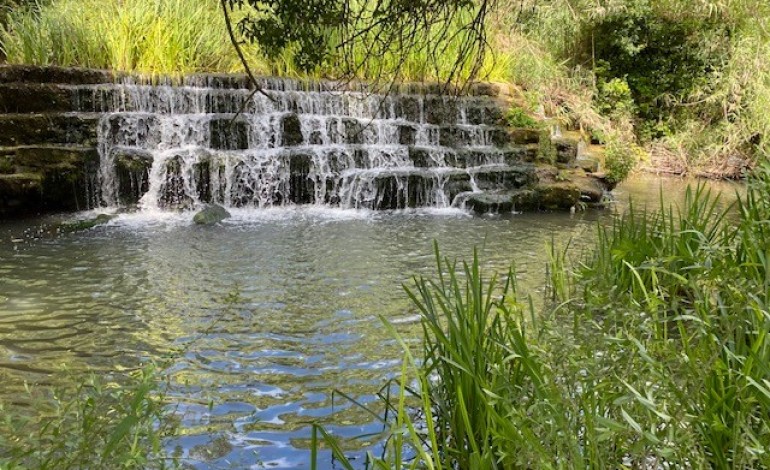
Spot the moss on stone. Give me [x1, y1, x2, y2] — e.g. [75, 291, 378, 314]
[58, 213, 117, 233]
[0, 115, 99, 147]
[0, 65, 113, 85]
[535, 182, 581, 210]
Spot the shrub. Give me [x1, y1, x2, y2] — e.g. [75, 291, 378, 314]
[504, 106, 539, 128]
[603, 132, 645, 185]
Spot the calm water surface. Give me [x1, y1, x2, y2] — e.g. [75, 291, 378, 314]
[0, 175, 743, 468]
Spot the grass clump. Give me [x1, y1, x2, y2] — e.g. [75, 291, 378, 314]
[504, 106, 539, 128]
[0, 0, 508, 82]
[0, 364, 176, 469]
[313, 165, 770, 468]
[0, 0, 255, 75]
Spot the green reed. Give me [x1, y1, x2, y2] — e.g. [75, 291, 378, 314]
[313, 165, 770, 469]
[0, 364, 174, 469]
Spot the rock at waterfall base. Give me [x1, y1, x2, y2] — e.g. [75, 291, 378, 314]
[193, 204, 230, 225]
[59, 213, 117, 233]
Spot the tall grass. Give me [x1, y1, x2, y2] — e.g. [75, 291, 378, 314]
[0, 0, 509, 82]
[313, 165, 770, 468]
[0, 364, 175, 469]
[0, 0, 263, 75]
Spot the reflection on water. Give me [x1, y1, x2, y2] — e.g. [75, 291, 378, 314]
[0, 175, 743, 468]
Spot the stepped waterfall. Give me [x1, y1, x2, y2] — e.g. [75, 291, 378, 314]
[79, 76, 535, 211]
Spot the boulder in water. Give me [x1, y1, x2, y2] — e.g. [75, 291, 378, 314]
[59, 213, 116, 233]
[535, 182, 581, 210]
[465, 190, 537, 214]
[193, 204, 230, 225]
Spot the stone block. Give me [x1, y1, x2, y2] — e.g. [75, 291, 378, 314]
[288, 153, 313, 204]
[576, 157, 600, 173]
[552, 137, 578, 165]
[0, 84, 74, 113]
[465, 190, 537, 214]
[508, 128, 541, 145]
[398, 125, 417, 145]
[472, 164, 537, 191]
[281, 113, 303, 147]
[210, 118, 249, 150]
[535, 182, 581, 210]
[0, 65, 113, 85]
[394, 96, 421, 122]
[424, 97, 458, 125]
[0, 114, 99, 147]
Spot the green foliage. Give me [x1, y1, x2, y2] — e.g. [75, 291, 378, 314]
[0, 364, 176, 469]
[588, 0, 727, 123]
[603, 132, 645, 185]
[596, 77, 635, 118]
[0, 0, 242, 74]
[0, 0, 504, 82]
[504, 106, 538, 128]
[230, 0, 494, 84]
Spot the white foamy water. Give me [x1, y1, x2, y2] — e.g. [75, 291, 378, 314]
[77, 77, 522, 213]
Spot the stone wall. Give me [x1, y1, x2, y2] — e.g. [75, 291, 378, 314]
[0, 66, 112, 217]
[0, 65, 606, 218]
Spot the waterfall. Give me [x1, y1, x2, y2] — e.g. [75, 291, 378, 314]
[78, 76, 532, 210]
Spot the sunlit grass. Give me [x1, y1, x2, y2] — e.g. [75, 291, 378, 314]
[0, 0, 509, 82]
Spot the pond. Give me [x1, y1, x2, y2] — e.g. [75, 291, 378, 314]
[0, 174, 743, 468]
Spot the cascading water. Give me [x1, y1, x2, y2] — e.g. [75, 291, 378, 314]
[78, 76, 533, 211]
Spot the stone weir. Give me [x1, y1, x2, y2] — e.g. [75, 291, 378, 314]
[0, 65, 604, 217]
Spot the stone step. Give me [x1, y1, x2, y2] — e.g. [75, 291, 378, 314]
[138, 152, 536, 210]
[0, 114, 100, 147]
[0, 65, 113, 85]
[0, 70, 509, 121]
[0, 145, 99, 173]
[114, 71, 506, 97]
[0, 83, 76, 113]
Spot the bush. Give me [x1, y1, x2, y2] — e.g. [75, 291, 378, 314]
[596, 77, 635, 118]
[504, 106, 539, 128]
[603, 132, 645, 185]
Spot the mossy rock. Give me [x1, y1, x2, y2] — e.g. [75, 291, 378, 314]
[0, 155, 14, 174]
[552, 137, 579, 165]
[576, 157, 600, 173]
[0, 65, 113, 85]
[193, 204, 230, 225]
[472, 164, 537, 191]
[465, 190, 538, 214]
[14, 146, 99, 170]
[0, 84, 74, 113]
[535, 182, 581, 210]
[58, 213, 117, 233]
[572, 173, 606, 203]
[0, 172, 43, 192]
[468, 82, 502, 96]
[0, 114, 99, 147]
[508, 128, 541, 145]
